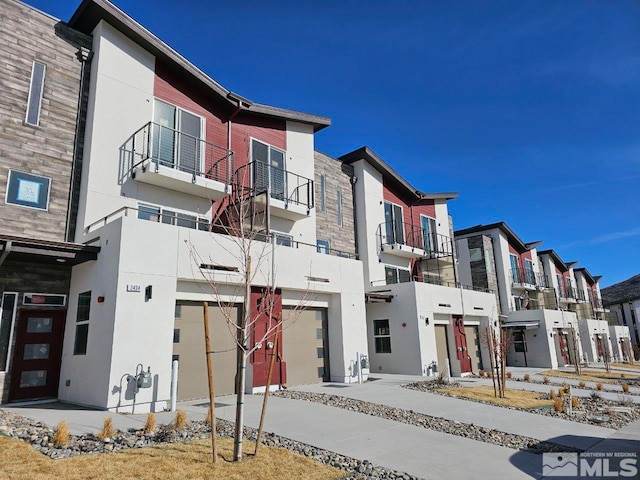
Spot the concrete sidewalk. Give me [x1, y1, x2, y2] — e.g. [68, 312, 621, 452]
[292, 377, 613, 451]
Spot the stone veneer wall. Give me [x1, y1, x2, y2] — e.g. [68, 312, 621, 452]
[314, 151, 357, 257]
[0, 0, 91, 242]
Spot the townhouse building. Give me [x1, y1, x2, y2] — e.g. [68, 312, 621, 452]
[339, 147, 498, 377]
[0, 0, 96, 404]
[455, 224, 581, 369]
[1, 0, 369, 412]
[602, 274, 640, 360]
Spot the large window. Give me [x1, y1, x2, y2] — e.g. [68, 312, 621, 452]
[137, 204, 209, 231]
[152, 99, 203, 174]
[384, 202, 404, 244]
[252, 139, 286, 200]
[385, 266, 410, 285]
[374, 319, 391, 353]
[510, 254, 519, 283]
[25, 61, 46, 126]
[274, 233, 293, 247]
[5, 170, 51, 211]
[421, 215, 436, 253]
[513, 329, 527, 353]
[74, 291, 91, 355]
[524, 259, 535, 284]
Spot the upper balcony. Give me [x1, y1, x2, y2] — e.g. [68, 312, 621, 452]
[378, 221, 454, 259]
[557, 284, 578, 303]
[592, 296, 605, 312]
[509, 267, 551, 291]
[127, 122, 234, 200]
[234, 161, 314, 220]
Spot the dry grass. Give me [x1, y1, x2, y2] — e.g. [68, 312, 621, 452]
[143, 413, 156, 434]
[578, 381, 586, 388]
[571, 397, 580, 408]
[596, 383, 603, 391]
[173, 409, 187, 431]
[53, 421, 69, 448]
[0, 435, 343, 480]
[438, 385, 553, 409]
[523, 374, 530, 382]
[538, 369, 635, 385]
[622, 384, 630, 393]
[96, 418, 115, 441]
[543, 376, 550, 384]
[612, 362, 640, 370]
[550, 389, 556, 400]
[553, 397, 564, 412]
[506, 371, 512, 379]
[557, 388, 565, 398]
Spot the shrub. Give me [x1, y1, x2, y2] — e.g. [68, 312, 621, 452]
[506, 371, 512, 379]
[553, 397, 564, 412]
[558, 389, 565, 398]
[53, 420, 70, 447]
[578, 381, 586, 388]
[174, 409, 187, 431]
[97, 417, 115, 441]
[571, 397, 580, 408]
[478, 369, 485, 377]
[591, 391, 601, 400]
[621, 373, 625, 378]
[143, 413, 156, 434]
[550, 389, 556, 399]
[622, 383, 630, 393]
[487, 371, 493, 378]
[523, 373, 530, 382]
[596, 383, 603, 391]
[543, 376, 550, 384]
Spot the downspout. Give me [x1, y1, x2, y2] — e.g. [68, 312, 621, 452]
[65, 46, 92, 243]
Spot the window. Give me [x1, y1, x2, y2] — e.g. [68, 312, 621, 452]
[336, 189, 343, 227]
[510, 254, 519, 283]
[513, 329, 527, 353]
[374, 319, 391, 353]
[74, 292, 91, 355]
[316, 239, 330, 254]
[524, 259, 535, 284]
[320, 174, 326, 212]
[25, 61, 46, 126]
[5, 170, 51, 211]
[385, 266, 398, 285]
[252, 139, 286, 200]
[398, 269, 411, 283]
[384, 202, 404, 244]
[274, 233, 293, 247]
[421, 215, 436, 253]
[0, 293, 18, 371]
[173, 329, 180, 343]
[152, 99, 203, 174]
[138, 204, 208, 231]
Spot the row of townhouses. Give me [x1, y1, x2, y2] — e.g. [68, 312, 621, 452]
[0, 0, 633, 411]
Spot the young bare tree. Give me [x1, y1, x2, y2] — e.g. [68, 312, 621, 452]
[481, 317, 513, 399]
[186, 170, 312, 462]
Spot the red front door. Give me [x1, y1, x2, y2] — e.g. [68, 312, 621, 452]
[8, 310, 66, 401]
[557, 330, 570, 365]
[452, 316, 472, 373]
[250, 287, 286, 388]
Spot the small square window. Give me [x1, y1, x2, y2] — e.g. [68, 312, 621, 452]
[73, 323, 89, 355]
[5, 170, 51, 211]
[173, 329, 180, 343]
[138, 205, 160, 222]
[76, 292, 91, 322]
[316, 239, 330, 255]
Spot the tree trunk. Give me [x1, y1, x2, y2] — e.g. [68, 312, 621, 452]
[233, 255, 251, 462]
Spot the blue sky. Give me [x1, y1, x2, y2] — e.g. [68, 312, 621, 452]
[26, 0, 640, 287]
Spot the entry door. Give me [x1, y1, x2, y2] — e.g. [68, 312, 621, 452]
[8, 310, 66, 401]
[451, 316, 472, 373]
[250, 287, 285, 388]
[421, 215, 436, 254]
[384, 202, 404, 245]
[557, 330, 570, 365]
[177, 109, 202, 174]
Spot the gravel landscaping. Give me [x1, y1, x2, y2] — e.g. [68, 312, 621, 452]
[271, 390, 580, 454]
[404, 380, 640, 430]
[507, 374, 640, 394]
[0, 408, 420, 480]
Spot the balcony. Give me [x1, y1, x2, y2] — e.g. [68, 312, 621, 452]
[510, 266, 537, 291]
[127, 122, 233, 200]
[593, 296, 605, 312]
[557, 285, 578, 303]
[234, 161, 314, 220]
[378, 221, 454, 259]
[511, 289, 558, 312]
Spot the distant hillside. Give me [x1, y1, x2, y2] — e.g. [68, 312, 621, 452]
[602, 274, 640, 306]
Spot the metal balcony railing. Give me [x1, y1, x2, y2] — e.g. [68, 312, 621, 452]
[557, 284, 578, 300]
[370, 275, 492, 294]
[129, 122, 234, 184]
[509, 266, 537, 286]
[234, 161, 314, 210]
[378, 221, 454, 258]
[593, 296, 604, 310]
[576, 288, 587, 302]
[536, 272, 550, 289]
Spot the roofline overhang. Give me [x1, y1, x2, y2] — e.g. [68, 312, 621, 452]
[339, 146, 458, 203]
[0, 234, 100, 266]
[454, 222, 537, 254]
[537, 249, 569, 272]
[67, 0, 331, 131]
[575, 267, 597, 285]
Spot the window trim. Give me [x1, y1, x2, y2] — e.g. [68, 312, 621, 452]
[373, 319, 392, 354]
[25, 61, 46, 126]
[0, 292, 19, 373]
[5, 170, 51, 211]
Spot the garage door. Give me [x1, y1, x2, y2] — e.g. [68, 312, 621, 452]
[282, 307, 329, 386]
[434, 324, 449, 373]
[173, 302, 238, 401]
[464, 325, 483, 372]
